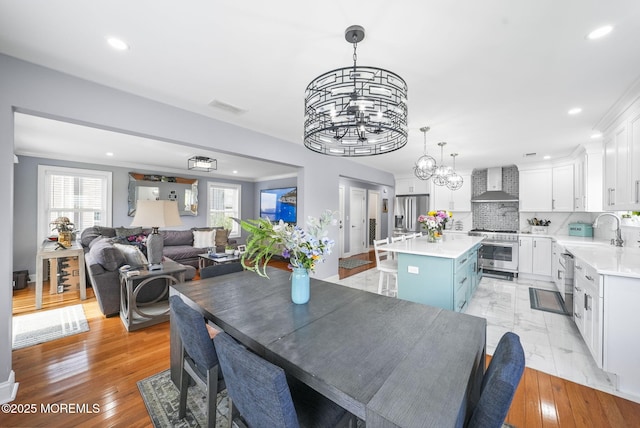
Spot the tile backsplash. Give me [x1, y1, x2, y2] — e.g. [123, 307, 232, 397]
[472, 165, 519, 231]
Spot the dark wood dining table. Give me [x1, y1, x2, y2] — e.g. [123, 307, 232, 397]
[169, 267, 486, 427]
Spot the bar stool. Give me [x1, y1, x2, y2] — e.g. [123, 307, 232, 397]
[374, 238, 398, 296]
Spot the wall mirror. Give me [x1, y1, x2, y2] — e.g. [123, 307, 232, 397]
[128, 172, 198, 216]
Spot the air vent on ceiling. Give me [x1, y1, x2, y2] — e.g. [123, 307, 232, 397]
[523, 152, 537, 157]
[208, 99, 247, 115]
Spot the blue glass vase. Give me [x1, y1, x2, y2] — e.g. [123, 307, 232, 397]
[291, 267, 310, 304]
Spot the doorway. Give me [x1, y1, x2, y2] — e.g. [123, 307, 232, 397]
[349, 187, 366, 256]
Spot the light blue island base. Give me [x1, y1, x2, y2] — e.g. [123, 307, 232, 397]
[382, 234, 484, 312]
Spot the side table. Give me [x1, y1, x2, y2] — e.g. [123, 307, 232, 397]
[119, 261, 186, 332]
[198, 253, 241, 269]
[35, 241, 86, 310]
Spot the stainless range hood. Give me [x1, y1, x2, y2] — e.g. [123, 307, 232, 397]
[472, 167, 519, 202]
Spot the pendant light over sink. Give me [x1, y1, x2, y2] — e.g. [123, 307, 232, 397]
[303, 25, 408, 156]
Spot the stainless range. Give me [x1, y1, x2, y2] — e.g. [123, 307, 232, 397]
[469, 229, 519, 279]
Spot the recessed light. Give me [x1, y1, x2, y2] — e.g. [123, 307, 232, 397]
[543, 155, 551, 160]
[568, 107, 582, 115]
[590, 133, 602, 139]
[232, 170, 238, 174]
[587, 25, 613, 40]
[106, 152, 114, 157]
[106, 37, 129, 51]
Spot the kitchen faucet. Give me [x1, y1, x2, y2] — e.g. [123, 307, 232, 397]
[593, 213, 624, 247]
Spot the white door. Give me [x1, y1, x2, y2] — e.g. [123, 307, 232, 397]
[338, 186, 345, 257]
[349, 187, 366, 256]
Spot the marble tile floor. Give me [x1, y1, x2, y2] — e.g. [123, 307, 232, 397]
[325, 269, 638, 403]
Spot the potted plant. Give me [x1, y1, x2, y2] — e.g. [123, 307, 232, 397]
[225, 244, 235, 255]
[239, 210, 336, 304]
[50, 216, 75, 247]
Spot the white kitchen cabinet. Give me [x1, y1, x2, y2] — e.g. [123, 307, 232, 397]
[518, 237, 533, 273]
[519, 168, 552, 211]
[574, 257, 603, 367]
[573, 273, 585, 336]
[551, 241, 564, 293]
[396, 178, 429, 195]
[431, 174, 471, 212]
[552, 164, 574, 211]
[604, 275, 640, 398]
[573, 156, 585, 211]
[604, 123, 631, 209]
[518, 236, 551, 277]
[630, 110, 640, 206]
[520, 165, 575, 212]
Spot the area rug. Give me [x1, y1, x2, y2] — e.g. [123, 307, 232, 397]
[12, 304, 89, 350]
[529, 288, 569, 315]
[137, 369, 230, 428]
[339, 259, 372, 270]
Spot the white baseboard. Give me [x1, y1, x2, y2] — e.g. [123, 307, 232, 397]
[0, 370, 19, 404]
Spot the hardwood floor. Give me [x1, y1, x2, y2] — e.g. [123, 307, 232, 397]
[6, 265, 640, 427]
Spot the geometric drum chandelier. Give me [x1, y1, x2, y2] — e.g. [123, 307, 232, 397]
[304, 25, 408, 156]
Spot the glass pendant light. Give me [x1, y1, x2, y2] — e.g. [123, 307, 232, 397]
[446, 153, 464, 190]
[414, 126, 437, 180]
[432, 142, 451, 186]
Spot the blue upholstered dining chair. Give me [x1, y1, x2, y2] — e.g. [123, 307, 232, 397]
[169, 295, 226, 428]
[213, 332, 355, 428]
[467, 332, 525, 428]
[200, 262, 243, 279]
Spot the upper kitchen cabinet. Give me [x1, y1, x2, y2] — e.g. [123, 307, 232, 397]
[552, 164, 574, 211]
[519, 168, 552, 211]
[395, 177, 430, 195]
[432, 174, 471, 211]
[604, 123, 630, 209]
[600, 84, 640, 210]
[630, 110, 640, 206]
[577, 144, 604, 212]
[519, 164, 575, 212]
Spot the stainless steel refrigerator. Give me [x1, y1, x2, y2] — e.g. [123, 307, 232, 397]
[394, 194, 429, 233]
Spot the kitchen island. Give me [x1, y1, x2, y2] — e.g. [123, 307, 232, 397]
[381, 234, 484, 312]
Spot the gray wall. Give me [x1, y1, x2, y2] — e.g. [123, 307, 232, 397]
[0, 53, 396, 399]
[13, 155, 256, 274]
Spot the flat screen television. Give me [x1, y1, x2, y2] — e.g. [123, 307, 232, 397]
[260, 187, 297, 224]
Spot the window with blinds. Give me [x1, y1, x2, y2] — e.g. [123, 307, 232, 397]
[38, 165, 112, 243]
[207, 182, 241, 238]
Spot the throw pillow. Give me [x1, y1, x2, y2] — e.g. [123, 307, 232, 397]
[115, 226, 143, 238]
[193, 230, 215, 248]
[214, 228, 229, 247]
[162, 230, 194, 246]
[113, 243, 149, 266]
[88, 237, 125, 272]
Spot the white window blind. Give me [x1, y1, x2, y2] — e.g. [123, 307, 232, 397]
[38, 165, 112, 243]
[207, 182, 241, 237]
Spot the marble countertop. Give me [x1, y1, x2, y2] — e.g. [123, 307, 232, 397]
[381, 234, 484, 259]
[526, 234, 640, 279]
[559, 242, 640, 279]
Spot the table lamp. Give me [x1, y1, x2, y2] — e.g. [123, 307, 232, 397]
[130, 200, 182, 269]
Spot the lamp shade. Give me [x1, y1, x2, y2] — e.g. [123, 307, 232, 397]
[130, 200, 182, 228]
